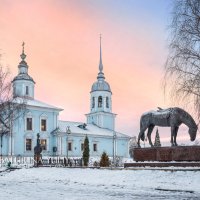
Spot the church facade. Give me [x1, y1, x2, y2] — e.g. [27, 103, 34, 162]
[1, 39, 130, 159]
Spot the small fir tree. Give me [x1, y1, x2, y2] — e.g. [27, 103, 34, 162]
[154, 128, 161, 147]
[100, 151, 110, 167]
[82, 135, 90, 166]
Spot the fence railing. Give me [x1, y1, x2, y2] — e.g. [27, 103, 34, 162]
[0, 156, 124, 168]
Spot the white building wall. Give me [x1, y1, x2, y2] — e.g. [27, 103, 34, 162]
[4, 106, 60, 157]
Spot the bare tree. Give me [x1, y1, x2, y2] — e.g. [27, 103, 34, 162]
[164, 0, 200, 120]
[0, 57, 26, 157]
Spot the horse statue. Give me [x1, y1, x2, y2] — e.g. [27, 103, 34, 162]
[137, 107, 198, 147]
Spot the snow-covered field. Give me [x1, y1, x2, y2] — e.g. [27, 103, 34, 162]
[0, 167, 200, 200]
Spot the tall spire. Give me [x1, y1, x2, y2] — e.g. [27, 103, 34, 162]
[97, 34, 105, 80]
[99, 34, 103, 72]
[20, 41, 26, 61]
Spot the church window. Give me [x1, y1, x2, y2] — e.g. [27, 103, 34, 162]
[40, 139, 47, 150]
[41, 119, 47, 131]
[26, 118, 32, 131]
[93, 143, 97, 152]
[68, 142, 72, 151]
[92, 97, 95, 108]
[25, 86, 29, 95]
[26, 139, 32, 151]
[98, 96, 102, 107]
[14, 86, 17, 97]
[106, 97, 109, 108]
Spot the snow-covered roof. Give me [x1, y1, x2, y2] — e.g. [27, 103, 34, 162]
[13, 97, 63, 111]
[56, 120, 130, 139]
[27, 99, 63, 110]
[12, 72, 35, 83]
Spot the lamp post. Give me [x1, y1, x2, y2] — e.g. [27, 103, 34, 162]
[66, 126, 71, 165]
[113, 131, 116, 167]
[0, 130, 7, 167]
[0, 134, 3, 167]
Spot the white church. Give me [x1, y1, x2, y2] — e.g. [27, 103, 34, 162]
[1, 38, 130, 160]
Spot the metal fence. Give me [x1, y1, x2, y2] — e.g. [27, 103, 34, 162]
[0, 156, 124, 168]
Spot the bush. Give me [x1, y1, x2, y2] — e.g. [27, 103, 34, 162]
[93, 161, 99, 167]
[100, 151, 110, 167]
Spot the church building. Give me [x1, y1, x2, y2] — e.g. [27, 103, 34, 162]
[1, 38, 130, 160]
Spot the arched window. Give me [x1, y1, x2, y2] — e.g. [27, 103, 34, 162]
[13, 86, 17, 97]
[25, 86, 29, 95]
[98, 96, 102, 107]
[106, 97, 109, 108]
[92, 97, 95, 108]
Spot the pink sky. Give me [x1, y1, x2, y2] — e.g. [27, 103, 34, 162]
[0, 0, 197, 144]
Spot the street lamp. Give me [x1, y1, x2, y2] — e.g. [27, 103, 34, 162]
[0, 133, 3, 167]
[0, 131, 7, 167]
[113, 131, 116, 167]
[66, 126, 71, 165]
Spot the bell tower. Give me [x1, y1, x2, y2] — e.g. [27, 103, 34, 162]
[12, 42, 35, 99]
[86, 36, 116, 130]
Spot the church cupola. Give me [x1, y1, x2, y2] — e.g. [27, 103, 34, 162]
[86, 36, 116, 130]
[12, 42, 35, 99]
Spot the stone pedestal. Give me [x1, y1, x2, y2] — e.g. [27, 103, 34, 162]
[34, 154, 42, 167]
[133, 146, 200, 162]
[124, 162, 200, 168]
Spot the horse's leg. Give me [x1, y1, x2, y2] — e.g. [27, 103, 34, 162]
[137, 127, 147, 148]
[170, 128, 173, 146]
[171, 126, 175, 146]
[147, 125, 155, 147]
[137, 131, 144, 148]
[174, 126, 179, 146]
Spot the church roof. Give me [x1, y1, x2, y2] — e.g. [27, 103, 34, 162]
[55, 120, 130, 139]
[91, 79, 111, 93]
[12, 73, 35, 83]
[13, 97, 63, 111]
[26, 99, 63, 110]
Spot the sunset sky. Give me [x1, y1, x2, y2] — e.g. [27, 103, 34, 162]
[0, 0, 197, 144]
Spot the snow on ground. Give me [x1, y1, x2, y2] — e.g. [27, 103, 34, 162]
[0, 167, 200, 200]
[0, 167, 7, 172]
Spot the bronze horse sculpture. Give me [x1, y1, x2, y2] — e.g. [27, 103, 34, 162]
[137, 107, 198, 147]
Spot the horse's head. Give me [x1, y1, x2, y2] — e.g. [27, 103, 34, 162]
[189, 125, 198, 141]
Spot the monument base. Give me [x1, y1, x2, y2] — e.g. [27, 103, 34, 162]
[34, 154, 42, 167]
[124, 162, 200, 168]
[133, 146, 200, 162]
